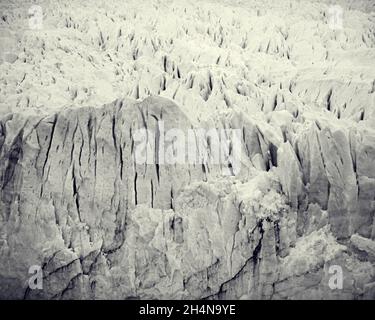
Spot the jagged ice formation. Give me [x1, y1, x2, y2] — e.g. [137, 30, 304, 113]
[0, 0, 375, 299]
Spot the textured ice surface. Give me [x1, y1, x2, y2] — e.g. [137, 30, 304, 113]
[0, 0, 374, 299]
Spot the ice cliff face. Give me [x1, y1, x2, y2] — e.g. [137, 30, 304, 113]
[0, 0, 375, 299]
